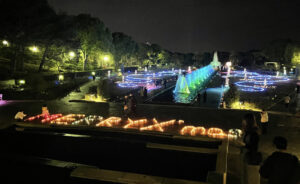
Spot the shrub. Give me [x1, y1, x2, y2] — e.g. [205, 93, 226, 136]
[224, 83, 240, 107]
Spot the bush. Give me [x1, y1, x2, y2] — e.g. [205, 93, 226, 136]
[224, 83, 240, 107]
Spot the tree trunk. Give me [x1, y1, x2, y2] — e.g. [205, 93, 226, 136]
[10, 45, 18, 74]
[18, 46, 25, 71]
[38, 45, 49, 72]
[83, 54, 88, 71]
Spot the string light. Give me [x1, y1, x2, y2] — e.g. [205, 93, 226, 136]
[96, 117, 122, 127]
[72, 115, 103, 125]
[123, 118, 148, 129]
[223, 70, 290, 92]
[117, 70, 177, 89]
[24, 113, 235, 140]
[50, 114, 85, 125]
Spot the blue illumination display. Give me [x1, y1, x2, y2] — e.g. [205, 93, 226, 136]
[117, 70, 177, 89]
[223, 70, 290, 92]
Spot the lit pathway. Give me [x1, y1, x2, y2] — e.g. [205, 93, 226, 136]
[194, 87, 226, 109]
[60, 78, 99, 102]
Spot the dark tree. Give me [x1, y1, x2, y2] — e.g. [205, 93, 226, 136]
[0, 0, 56, 73]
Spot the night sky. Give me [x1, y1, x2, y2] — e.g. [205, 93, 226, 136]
[48, 0, 300, 53]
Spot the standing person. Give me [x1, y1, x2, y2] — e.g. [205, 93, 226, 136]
[197, 93, 201, 103]
[42, 104, 49, 115]
[284, 95, 291, 109]
[222, 101, 226, 109]
[242, 113, 261, 164]
[123, 95, 129, 118]
[140, 87, 144, 97]
[163, 79, 167, 89]
[241, 113, 262, 184]
[14, 110, 27, 122]
[129, 93, 137, 117]
[260, 109, 269, 134]
[143, 87, 148, 98]
[260, 136, 299, 184]
[203, 90, 207, 103]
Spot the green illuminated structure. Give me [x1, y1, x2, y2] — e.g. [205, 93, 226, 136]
[173, 75, 190, 94]
[173, 64, 215, 103]
[210, 51, 221, 69]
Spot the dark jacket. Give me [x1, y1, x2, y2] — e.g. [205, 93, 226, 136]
[243, 129, 261, 164]
[260, 151, 299, 184]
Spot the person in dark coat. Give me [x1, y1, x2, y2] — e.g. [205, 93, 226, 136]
[240, 113, 262, 184]
[129, 93, 137, 117]
[260, 136, 299, 184]
[123, 95, 129, 118]
[163, 79, 167, 88]
[143, 87, 148, 98]
[203, 90, 207, 103]
[242, 113, 261, 165]
[197, 93, 201, 103]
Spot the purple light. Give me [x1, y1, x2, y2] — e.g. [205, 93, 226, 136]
[0, 100, 8, 106]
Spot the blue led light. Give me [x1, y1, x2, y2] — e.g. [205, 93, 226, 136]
[227, 70, 290, 92]
[117, 70, 177, 88]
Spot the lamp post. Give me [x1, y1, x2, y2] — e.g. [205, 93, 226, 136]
[2, 40, 9, 46]
[103, 55, 109, 68]
[29, 46, 39, 53]
[19, 80, 26, 85]
[58, 74, 64, 81]
[69, 51, 75, 59]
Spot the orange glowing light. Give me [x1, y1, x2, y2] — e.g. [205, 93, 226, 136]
[96, 117, 122, 127]
[50, 114, 85, 125]
[180, 126, 196, 135]
[207, 128, 227, 139]
[41, 114, 63, 123]
[123, 118, 148, 129]
[177, 120, 185, 125]
[190, 127, 206, 136]
[140, 119, 177, 132]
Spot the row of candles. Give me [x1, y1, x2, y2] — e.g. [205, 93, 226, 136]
[24, 114, 241, 139]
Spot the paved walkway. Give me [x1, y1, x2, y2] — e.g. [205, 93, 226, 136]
[267, 91, 300, 114]
[60, 77, 101, 102]
[193, 87, 226, 108]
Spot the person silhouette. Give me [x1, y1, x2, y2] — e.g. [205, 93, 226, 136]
[260, 136, 299, 184]
[143, 87, 148, 98]
[203, 90, 207, 103]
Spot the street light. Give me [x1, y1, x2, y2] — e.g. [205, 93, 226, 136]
[102, 55, 109, 68]
[69, 51, 75, 59]
[2, 40, 9, 46]
[19, 80, 26, 85]
[58, 74, 64, 81]
[103, 56, 109, 61]
[29, 46, 39, 53]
